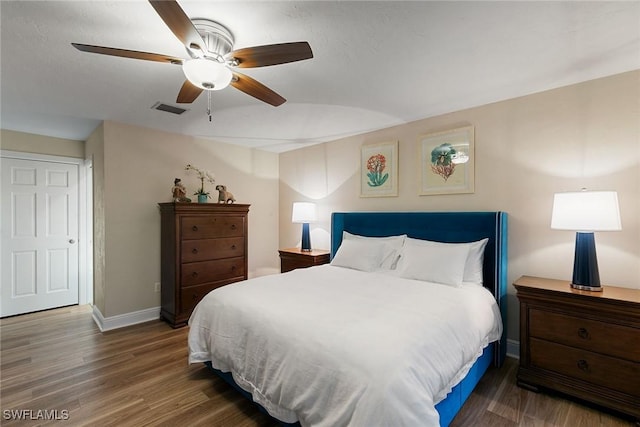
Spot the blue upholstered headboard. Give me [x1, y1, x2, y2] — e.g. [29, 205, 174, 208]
[331, 211, 508, 366]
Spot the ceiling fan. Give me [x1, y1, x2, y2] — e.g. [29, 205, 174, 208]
[72, 0, 313, 107]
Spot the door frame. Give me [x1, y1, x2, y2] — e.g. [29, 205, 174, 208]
[1, 150, 93, 306]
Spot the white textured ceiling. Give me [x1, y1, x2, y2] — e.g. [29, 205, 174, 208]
[1, 1, 639, 153]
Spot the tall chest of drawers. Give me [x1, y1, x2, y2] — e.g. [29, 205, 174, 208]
[159, 203, 250, 328]
[514, 275, 640, 420]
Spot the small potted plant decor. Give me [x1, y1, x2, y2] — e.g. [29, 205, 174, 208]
[185, 164, 215, 203]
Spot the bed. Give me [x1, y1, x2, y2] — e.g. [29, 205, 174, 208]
[189, 211, 508, 426]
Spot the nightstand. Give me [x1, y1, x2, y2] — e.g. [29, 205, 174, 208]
[278, 248, 330, 273]
[514, 275, 640, 420]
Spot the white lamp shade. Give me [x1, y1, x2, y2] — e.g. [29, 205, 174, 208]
[182, 59, 232, 90]
[551, 191, 622, 231]
[292, 202, 317, 223]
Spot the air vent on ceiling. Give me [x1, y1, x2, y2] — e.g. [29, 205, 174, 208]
[151, 102, 188, 115]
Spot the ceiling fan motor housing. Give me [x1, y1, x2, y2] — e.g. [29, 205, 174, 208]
[190, 19, 234, 62]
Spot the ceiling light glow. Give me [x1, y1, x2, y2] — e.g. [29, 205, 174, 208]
[182, 59, 232, 91]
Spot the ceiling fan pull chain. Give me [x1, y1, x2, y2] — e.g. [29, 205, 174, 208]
[207, 90, 212, 122]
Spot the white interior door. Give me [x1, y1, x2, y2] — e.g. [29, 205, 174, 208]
[1, 157, 79, 317]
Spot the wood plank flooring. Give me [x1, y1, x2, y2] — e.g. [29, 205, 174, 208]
[1, 305, 635, 427]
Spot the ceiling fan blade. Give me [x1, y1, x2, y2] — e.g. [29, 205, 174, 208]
[72, 43, 184, 64]
[148, 0, 207, 54]
[228, 42, 313, 68]
[177, 80, 203, 103]
[231, 72, 286, 106]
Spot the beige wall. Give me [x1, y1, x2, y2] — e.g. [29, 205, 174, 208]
[2, 122, 279, 319]
[0, 129, 84, 158]
[279, 70, 640, 342]
[85, 124, 106, 314]
[100, 121, 279, 317]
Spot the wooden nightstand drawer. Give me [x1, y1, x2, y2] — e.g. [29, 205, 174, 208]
[529, 309, 640, 362]
[181, 216, 245, 239]
[530, 338, 640, 396]
[281, 257, 320, 272]
[181, 237, 245, 263]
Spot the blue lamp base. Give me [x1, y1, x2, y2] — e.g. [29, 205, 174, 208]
[570, 232, 602, 292]
[301, 223, 311, 252]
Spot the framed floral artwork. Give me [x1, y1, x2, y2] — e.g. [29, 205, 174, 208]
[418, 126, 474, 195]
[360, 141, 398, 197]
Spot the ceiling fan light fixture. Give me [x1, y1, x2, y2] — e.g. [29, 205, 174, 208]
[182, 59, 232, 91]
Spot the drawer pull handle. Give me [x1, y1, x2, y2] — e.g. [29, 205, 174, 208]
[231, 266, 236, 271]
[191, 272, 198, 278]
[577, 327, 590, 339]
[577, 359, 589, 372]
[192, 248, 198, 254]
[230, 224, 237, 230]
[231, 245, 236, 250]
[192, 225, 199, 232]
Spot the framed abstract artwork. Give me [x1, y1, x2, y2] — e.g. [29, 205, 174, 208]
[418, 126, 474, 195]
[360, 140, 398, 197]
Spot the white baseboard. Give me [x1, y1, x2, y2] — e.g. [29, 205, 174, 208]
[506, 338, 520, 359]
[92, 305, 160, 332]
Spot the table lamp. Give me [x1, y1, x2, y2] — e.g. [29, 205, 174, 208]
[551, 190, 621, 291]
[292, 202, 317, 252]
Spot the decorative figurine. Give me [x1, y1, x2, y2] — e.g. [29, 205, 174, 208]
[216, 184, 236, 204]
[171, 178, 191, 203]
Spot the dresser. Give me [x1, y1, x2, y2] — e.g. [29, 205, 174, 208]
[159, 203, 250, 328]
[278, 248, 330, 273]
[514, 275, 640, 420]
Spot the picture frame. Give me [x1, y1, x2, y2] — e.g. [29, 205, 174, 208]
[360, 140, 398, 197]
[418, 126, 474, 196]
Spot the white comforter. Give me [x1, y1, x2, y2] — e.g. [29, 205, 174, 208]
[188, 265, 502, 427]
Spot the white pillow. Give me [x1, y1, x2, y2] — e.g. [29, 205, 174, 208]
[396, 239, 470, 287]
[464, 238, 489, 284]
[343, 231, 406, 270]
[398, 237, 488, 284]
[330, 238, 391, 272]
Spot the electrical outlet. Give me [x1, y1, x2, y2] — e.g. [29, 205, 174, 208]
[154, 282, 161, 293]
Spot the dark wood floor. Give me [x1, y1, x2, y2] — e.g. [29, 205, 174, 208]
[0, 305, 635, 426]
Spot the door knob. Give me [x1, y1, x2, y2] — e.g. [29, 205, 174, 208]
[69, 239, 76, 244]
